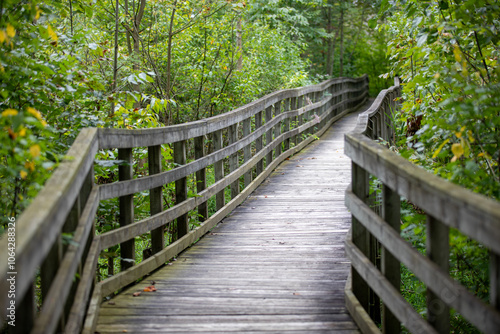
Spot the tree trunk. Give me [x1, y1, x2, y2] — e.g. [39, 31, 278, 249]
[236, 17, 243, 71]
[165, 0, 178, 125]
[131, 0, 147, 104]
[110, 0, 119, 116]
[339, 4, 344, 77]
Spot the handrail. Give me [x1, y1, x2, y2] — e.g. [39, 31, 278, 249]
[344, 78, 500, 333]
[0, 75, 369, 333]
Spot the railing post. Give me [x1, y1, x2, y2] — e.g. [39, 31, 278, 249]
[174, 140, 188, 238]
[14, 283, 35, 334]
[213, 130, 225, 211]
[243, 118, 252, 188]
[426, 215, 450, 333]
[491, 253, 500, 310]
[274, 101, 282, 157]
[255, 111, 263, 176]
[283, 99, 290, 151]
[351, 162, 371, 313]
[228, 124, 239, 199]
[118, 148, 134, 270]
[265, 106, 273, 167]
[194, 136, 208, 221]
[149, 145, 164, 253]
[381, 184, 401, 333]
[290, 96, 297, 146]
[297, 96, 303, 143]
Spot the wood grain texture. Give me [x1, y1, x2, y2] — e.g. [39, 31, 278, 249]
[95, 106, 370, 333]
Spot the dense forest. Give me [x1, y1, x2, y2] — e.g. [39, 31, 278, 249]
[1, 0, 499, 332]
[0, 0, 388, 218]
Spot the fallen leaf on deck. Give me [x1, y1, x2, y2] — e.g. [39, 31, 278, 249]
[296, 165, 303, 167]
[108, 301, 115, 305]
[143, 285, 157, 292]
[293, 292, 301, 295]
[132, 292, 142, 297]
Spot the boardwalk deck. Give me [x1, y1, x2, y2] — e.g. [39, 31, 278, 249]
[95, 106, 367, 333]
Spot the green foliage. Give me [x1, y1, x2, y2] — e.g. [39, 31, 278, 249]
[381, 0, 500, 199]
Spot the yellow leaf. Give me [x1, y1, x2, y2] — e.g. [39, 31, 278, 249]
[467, 130, 475, 143]
[30, 144, 41, 158]
[27, 107, 42, 120]
[25, 161, 35, 172]
[20, 170, 28, 179]
[0, 30, 6, 43]
[6, 23, 15, 38]
[455, 131, 462, 138]
[47, 24, 58, 42]
[19, 127, 26, 137]
[478, 152, 484, 157]
[453, 44, 462, 63]
[432, 138, 450, 159]
[451, 143, 463, 159]
[2, 108, 18, 117]
[433, 73, 440, 79]
[36, 8, 42, 20]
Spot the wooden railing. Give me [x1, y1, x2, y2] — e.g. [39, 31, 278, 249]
[0, 75, 368, 334]
[344, 78, 500, 333]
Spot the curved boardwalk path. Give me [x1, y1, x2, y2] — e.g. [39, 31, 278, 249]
[95, 105, 369, 333]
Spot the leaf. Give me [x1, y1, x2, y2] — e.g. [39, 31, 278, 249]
[6, 24, 16, 38]
[416, 33, 428, 47]
[30, 145, 41, 158]
[47, 24, 58, 42]
[451, 143, 464, 161]
[143, 285, 157, 292]
[132, 291, 142, 297]
[432, 138, 449, 158]
[368, 18, 377, 29]
[20, 170, 28, 179]
[2, 108, 18, 117]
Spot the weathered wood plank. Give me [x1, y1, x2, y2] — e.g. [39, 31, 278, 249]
[95, 107, 367, 333]
[97, 76, 367, 149]
[118, 148, 134, 270]
[149, 145, 164, 253]
[345, 189, 500, 333]
[0, 128, 98, 316]
[174, 140, 188, 239]
[345, 132, 500, 254]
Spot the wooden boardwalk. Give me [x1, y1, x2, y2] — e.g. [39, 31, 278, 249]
[95, 108, 365, 333]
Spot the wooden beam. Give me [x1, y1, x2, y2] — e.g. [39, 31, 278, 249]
[174, 140, 188, 239]
[213, 130, 225, 211]
[118, 148, 134, 270]
[149, 145, 164, 254]
[194, 136, 208, 222]
[426, 215, 450, 333]
[228, 124, 239, 199]
[381, 185, 400, 333]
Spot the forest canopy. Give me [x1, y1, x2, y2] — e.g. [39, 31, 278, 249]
[0, 0, 386, 218]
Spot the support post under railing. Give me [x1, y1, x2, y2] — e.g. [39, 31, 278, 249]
[274, 101, 282, 157]
[229, 124, 239, 199]
[381, 184, 401, 333]
[174, 140, 188, 238]
[118, 148, 134, 270]
[213, 130, 224, 211]
[492, 253, 500, 310]
[426, 215, 450, 333]
[243, 118, 252, 188]
[351, 162, 371, 313]
[149, 145, 164, 253]
[283, 99, 290, 151]
[195, 136, 208, 221]
[255, 111, 263, 176]
[265, 106, 273, 167]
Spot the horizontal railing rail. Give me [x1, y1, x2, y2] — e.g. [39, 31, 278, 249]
[0, 75, 369, 334]
[344, 77, 500, 333]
